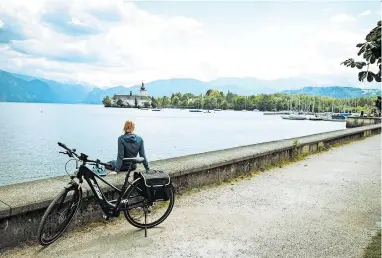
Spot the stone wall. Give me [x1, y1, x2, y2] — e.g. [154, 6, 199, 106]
[0, 124, 381, 251]
[346, 117, 381, 128]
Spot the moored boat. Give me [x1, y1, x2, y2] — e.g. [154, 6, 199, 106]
[281, 115, 292, 120]
[280, 114, 307, 120]
[308, 116, 323, 121]
[289, 114, 307, 120]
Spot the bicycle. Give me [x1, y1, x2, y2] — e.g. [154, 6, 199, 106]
[37, 142, 175, 246]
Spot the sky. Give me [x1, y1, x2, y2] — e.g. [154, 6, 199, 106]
[0, 0, 380, 88]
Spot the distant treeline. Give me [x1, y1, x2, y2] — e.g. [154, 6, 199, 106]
[103, 90, 380, 113]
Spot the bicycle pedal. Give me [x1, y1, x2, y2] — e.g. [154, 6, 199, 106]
[103, 214, 109, 220]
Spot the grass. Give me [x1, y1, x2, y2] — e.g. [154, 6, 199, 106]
[363, 230, 381, 258]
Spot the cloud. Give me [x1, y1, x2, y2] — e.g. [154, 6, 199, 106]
[0, 11, 29, 43]
[0, 0, 205, 85]
[10, 39, 100, 63]
[42, 12, 102, 36]
[330, 13, 356, 23]
[358, 10, 371, 17]
[0, 0, 376, 87]
[40, 0, 104, 36]
[0, 29, 25, 43]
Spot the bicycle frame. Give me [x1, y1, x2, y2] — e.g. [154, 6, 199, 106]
[74, 164, 139, 217]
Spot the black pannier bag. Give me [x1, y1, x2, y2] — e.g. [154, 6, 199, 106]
[133, 170, 171, 202]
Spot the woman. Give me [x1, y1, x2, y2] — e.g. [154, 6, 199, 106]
[109, 120, 150, 174]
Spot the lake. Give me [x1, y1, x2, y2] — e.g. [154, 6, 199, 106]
[0, 102, 345, 186]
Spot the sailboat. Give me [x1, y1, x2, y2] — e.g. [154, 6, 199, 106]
[309, 98, 323, 120]
[281, 94, 307, 120]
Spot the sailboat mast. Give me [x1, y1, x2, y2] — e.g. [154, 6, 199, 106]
[298, 95, 301, 112]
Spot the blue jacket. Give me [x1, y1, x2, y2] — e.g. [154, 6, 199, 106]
[115, 134, 149, 171]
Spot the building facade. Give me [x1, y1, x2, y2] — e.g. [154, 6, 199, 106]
[110, 82, 151, 108]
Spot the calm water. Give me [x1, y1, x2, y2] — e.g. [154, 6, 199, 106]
[0, 103, 345, 186]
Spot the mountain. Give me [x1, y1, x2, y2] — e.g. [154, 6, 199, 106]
[208, 77, 315, 95]
[82, 77, 317, 103]
[42, 79, 92, 103]
[82, 78, 209, 103]
[82, 86, 133, 104]
[0, 70, 92, 103]
[0, 71, 56, 102]
[281, 86, 381, 98]
[1, 69, 380, 104]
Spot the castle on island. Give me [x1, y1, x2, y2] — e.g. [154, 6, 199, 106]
[109, 82, 152, 108]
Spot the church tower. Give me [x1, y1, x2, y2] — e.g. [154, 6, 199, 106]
[140, 81, 147, 96]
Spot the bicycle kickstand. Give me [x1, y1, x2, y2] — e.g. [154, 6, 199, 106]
[144, 206, 148, 237]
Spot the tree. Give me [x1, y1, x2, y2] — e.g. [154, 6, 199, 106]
[220, 100, 228, 110]
[204, 96, 217, 110]
[117, 99, 123, 107]
[172, 96, 180, 107]
[182, 93, 194, 101]
[102, 96, 111, 107]
[151, 96, 158, 108]
[180, 99, 188, 108]
[193, 98, 202, 109]
[226, 91, 236, 104]
[148, 92, 378, 113]
[162, 96, 170, 108]
[134, 97, 138, 108]
[233, 96, 246, 110]
[144, 102, 150, 108]
[206, 89, 221, 98]
[206, 89, 213, 96]
[341, 20, 381, 82]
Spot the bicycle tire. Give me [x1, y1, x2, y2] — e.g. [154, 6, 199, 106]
[37, 185, 82, 245]
[123, 182, 175, 229]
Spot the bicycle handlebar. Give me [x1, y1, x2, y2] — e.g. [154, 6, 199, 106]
[58, 142, 70, 152]
[57, 142, 112, 169]
[87, 159, 113, 169]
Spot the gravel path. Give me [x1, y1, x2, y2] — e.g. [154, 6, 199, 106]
[3, 135, 381, 258]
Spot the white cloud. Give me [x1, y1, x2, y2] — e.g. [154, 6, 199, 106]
[0, 0, 375, 87]
[0, 0, 205, 85]
[330, 13, 356, 23]
[358, 10, 371, 17]
[0, 19, 3, 28]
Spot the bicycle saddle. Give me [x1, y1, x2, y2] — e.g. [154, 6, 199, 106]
[123, 157, 145, 164]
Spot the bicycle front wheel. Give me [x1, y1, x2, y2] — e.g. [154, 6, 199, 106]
[37, 184, 82, 245]
[123, 182, 175, 229]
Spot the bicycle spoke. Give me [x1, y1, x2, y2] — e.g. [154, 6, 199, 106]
[38, 187, 81, 245]
[123, 183, 174, 228]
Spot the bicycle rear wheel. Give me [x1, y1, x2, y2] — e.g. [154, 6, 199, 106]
[37, 185, 82, 245]
[123, 182, 175, 229]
